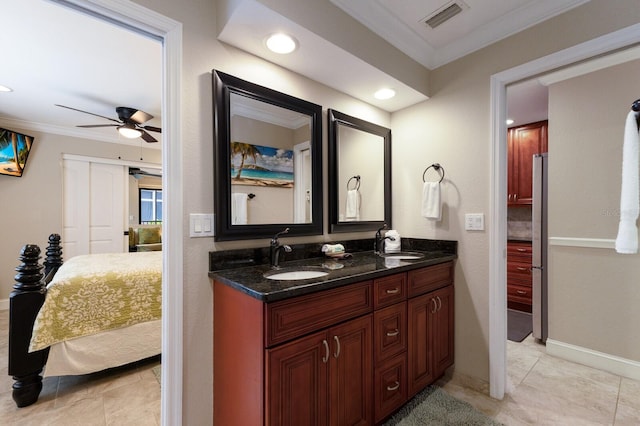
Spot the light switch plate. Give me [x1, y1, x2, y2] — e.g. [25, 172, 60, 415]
[465, 213, 485, 231]
[190, 213, 215, 237]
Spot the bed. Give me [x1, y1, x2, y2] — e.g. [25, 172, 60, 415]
[8, 234, 162, 407]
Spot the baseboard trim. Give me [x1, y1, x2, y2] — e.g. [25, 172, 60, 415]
[0, 298, 8, 311]
[546, 338, 640, 381]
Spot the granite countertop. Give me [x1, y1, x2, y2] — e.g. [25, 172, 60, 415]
[209, 250, 456, 303]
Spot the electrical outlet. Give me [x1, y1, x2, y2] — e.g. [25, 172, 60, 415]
[190, 213, 215, 237]
[465, 213, 485, 231]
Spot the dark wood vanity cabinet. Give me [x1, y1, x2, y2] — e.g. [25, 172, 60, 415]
[213, 261, 454, 425]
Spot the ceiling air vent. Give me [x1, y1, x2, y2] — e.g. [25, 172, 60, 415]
[424, 2, 465, 29]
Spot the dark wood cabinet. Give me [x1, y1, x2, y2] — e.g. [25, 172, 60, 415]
[267, 315, 373, 425]
[214, 260, 455, 425]
[508, 120, 548, 206]
[507, 241, 532, 312]
[407, 284, 454, 397]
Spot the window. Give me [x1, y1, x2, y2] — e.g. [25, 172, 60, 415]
[140, 188, 162, 224]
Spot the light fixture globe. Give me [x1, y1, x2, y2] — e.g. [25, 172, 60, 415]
[265, 33, 297, 54]
[118, 123, 143, 139]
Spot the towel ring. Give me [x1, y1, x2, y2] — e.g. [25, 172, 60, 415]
[423, 163, 445, 183]
[347, 175, 361, 191]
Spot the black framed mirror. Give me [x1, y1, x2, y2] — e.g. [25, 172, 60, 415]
[328, 109, 391, 233]
[213, 70, 323, 241]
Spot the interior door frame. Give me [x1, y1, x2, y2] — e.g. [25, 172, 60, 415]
[54, 1, 184, 424]
[489, 23, 640, 399]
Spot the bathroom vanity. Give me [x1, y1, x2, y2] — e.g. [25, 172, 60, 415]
[210, 249, 455, 425]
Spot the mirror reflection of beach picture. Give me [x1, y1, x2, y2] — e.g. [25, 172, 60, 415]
[230, 142, 294, 187]
[0, 128, 34, 178]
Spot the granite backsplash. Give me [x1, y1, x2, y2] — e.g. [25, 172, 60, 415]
[209, 237, 457, 272]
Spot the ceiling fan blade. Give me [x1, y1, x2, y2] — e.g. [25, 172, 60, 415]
[76, 124, 119, 128]
[130, 109, 153, 124]
[141, 125, 162, 133]
[55, 104, 121, 124]
[140, 130, 158, 143]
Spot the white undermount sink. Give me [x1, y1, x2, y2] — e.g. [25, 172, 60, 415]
[380, 251, 425, 260]
[264, 268, 329, 281]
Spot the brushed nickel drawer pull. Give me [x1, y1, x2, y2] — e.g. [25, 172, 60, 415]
[386, 329, 399, 337]
[386, 288, 400, 294]
[333, 335, 341, 359]
[387, 381, 400, 391]
[516, 290, 527, 295]
[517, 267, 529, 271]
[322, 340, 329, 363]
[517, 248, 527, 252]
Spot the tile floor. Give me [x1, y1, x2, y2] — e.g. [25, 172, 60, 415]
[438, 334, 640, 425]
[0, 310, 160, 425]
[2, 307, 639, 425]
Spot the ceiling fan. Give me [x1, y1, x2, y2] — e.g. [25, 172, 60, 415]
[55, 104, 161, 142]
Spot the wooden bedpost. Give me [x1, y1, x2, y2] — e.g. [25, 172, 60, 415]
[8, 241, 52, 407]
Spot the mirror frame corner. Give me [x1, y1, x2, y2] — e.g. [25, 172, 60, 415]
[327, 108, 392, 233]
[212, 70, 323, 241]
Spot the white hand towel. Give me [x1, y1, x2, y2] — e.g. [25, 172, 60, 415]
[615, 111, 640, 254]
[421, 182, 441, 220]
[345, 189, 360, 220]
[231, 193, 248, 225]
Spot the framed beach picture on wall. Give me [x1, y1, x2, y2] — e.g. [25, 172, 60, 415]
[0, 128, 35, 178]
[230, 141, 294, 188]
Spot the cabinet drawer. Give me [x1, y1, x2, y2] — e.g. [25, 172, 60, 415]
[374, 273, 406, 308]
[266, 281, 373, 347]
[507, 284, 532, 304]
[374, 302, 407, 363]
[408, 261, 453, 297]
[374, 354, 407, 424]
[507, 261, 532, 286]
[507, 242, 532, 261]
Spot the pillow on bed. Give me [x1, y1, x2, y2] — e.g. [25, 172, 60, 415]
[138, 227, 161, 244]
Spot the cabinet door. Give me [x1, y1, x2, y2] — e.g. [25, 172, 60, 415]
[267, 330, 329, 426]
[329, 315, 373, 426]
[432, 285, 454, 377]
[407, 293, 435, 397]
[508, 121, 548, 205]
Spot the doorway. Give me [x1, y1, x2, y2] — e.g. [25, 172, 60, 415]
[51, 1, 183, 424]
[489, 24, 640, 399]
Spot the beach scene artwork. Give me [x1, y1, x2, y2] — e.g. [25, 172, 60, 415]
[230, 141, 294, 187]
[0, 128, 34, 177]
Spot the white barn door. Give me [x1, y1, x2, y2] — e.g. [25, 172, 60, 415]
[63, 157, 127, 258]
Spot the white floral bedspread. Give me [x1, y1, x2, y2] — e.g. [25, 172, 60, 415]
[29, 251, 162, 352]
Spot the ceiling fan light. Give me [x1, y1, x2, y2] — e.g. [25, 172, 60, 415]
[118, 124, 143, 139]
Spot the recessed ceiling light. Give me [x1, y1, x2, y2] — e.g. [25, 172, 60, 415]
[265, 33, 298, 54]
[506, 119, 514, 125]
[0, 85, 13, 92]
[374, 88, 396, 100]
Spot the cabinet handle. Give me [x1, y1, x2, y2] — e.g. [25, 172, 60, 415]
[386, 381, 400, 391]
[516, 248, 527, 252]
[516, 290, 527, 295]
[436, 296, 442, 311]
[386, 329, 399, 337]
[333, 335, 341, 359]
[322, 340, 329, 363]
[386, 288, 400, 294]
[431, 298, 437, 313]
[517, 267, 529, 271]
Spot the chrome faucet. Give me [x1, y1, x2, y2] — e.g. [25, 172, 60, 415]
[374, 223, 395, 254]
[270, 227, 292, 268]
